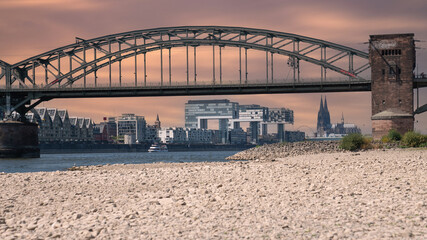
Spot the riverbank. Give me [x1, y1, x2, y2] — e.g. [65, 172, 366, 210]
[1, 148, 426, 239]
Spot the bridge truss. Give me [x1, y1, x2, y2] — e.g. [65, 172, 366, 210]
[0, 26, 382, 118]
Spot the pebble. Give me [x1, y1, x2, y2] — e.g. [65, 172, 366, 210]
[26, 223, 37, 230]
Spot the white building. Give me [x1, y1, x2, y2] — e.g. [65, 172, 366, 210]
[158, 127, 187, 143]
[124, 134, 136, 145]
[116, 113, 146, 143]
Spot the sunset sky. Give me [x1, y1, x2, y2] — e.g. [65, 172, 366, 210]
[1, 0, 426, 134]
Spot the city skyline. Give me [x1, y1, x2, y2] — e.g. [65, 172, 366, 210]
[1, 0, 426, 134]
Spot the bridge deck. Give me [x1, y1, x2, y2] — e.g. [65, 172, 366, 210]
[414, 77, 427, 88]
[2, 78, 426, 99]
[1, 81, 372, 99]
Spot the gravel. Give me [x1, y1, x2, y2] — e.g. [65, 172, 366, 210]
[0, 148, 426, 239]
[227, 140, 345, 161]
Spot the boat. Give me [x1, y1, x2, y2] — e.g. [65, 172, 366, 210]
[148, 143, 168, 152]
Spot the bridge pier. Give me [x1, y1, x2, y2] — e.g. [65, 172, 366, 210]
[277, 123, 285, 142]
[0, 121, 40, 158]
[369, 33, 415, 139]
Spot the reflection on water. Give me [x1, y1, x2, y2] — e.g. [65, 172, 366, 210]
[0, 151, 238, 173]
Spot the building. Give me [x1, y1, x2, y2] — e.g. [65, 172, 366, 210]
[154, 114, 161, 129]
[116, 113, 146, 143]
[31, 108, 53, 141]
[47, 109, 63, 141]
[93, 124, 109, 143]
[25, 107, 93, 142]
[186, 128, 214, 143]
[268, 108, 294, 123]
[142, 115, 162, 143]
[77, 118, 87, 140]
[211, 130, 222, 144]
[316, 96, 331, 136]
[158, 127, 187, 143]
[84, 118, 94, 140]
[185, 99, 294, 144]
[185, 99, 239, 129]
[237, 105, 268, 122]
[124, 134, 136, 145]
[93, 117, 118, 143]
[106, 117, 118, 140]
[145, 125, 160, 143]
[315, 96, 361, 137]
[328, 113, 361, 136]
[229, 128, 247, 144]
[58, 109, 71, 141]
[285, 131, 305, 142]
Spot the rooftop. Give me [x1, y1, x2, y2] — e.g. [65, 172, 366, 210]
[187, 99, 230, 104]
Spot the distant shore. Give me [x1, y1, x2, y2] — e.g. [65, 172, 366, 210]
[1, 147, 426, 239]
[39, 142, 255, 154]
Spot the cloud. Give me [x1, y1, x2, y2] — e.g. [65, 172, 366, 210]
[0, 0, 102, 10]
[1, 0, 427, 134]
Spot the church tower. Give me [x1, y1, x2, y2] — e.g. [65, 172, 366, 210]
[154, 114, 161, 129]
[317, 96, 325, 135]
[324, 96, 331, 128]
[316, 95, 332, 136]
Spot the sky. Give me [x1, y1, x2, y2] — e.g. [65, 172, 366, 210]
[0, 0, 426, 135]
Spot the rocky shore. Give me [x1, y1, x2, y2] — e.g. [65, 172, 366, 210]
[0, 147, 426, 239]
[227, 141, 345, 161]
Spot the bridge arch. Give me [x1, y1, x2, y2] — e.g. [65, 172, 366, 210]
[6, 26, 370, 89]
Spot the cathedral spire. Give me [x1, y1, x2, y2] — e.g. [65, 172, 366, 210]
[324, 96, 329, 112]
[317, 95, 324, 133]
[319, 95, 324, 113]
[341, 112, 344, 124]
[323, 96, 331, 127]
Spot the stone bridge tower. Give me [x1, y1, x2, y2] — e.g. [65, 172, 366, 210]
[369, 34, 415, 139]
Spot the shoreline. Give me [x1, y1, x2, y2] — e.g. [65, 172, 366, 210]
[1, 148, 426, 239]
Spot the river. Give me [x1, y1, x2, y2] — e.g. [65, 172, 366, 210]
[0, 151, 239, 173]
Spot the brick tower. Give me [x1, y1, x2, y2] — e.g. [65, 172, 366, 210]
[369, 34, 415, 139]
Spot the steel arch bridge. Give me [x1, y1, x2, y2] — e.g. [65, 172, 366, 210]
[0, 26, 411, 118]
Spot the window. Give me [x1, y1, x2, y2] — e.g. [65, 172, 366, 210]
[389, 65, 401, 77]
[381, 49, 401, 56]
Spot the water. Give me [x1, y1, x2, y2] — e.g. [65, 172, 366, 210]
[0, 151, 239, 173]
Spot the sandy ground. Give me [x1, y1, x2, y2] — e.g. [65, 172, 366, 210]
[0, 149, 426, 239]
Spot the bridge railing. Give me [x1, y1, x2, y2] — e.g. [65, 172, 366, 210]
[415, 74, 426, 79]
